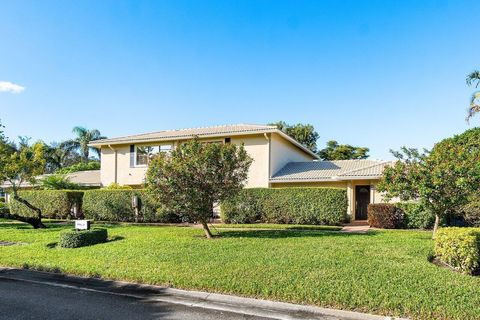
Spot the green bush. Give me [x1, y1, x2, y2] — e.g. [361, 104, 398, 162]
[397, 202, 435, 229]
[461, 197, 480, 227]
[56, 161, 100, 174]
[221, 188, 348, 225]
[9, 190, 84, 219]
[83, 189, 181, 223]
[59, 228, 108, 248]
[435, 227, 480, 275]
[367, 203, 404, 229]
[0, 202, 9, 215]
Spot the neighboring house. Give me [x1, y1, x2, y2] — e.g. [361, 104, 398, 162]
[0, 170, 101, 203]
[90, 124, 391, 221]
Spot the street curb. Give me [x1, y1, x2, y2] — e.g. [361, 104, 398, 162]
[0, 267, 408, 320]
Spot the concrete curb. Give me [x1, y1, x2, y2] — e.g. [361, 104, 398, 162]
[0, 267, 408, 320]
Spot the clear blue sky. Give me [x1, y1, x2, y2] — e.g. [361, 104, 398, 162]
[1, 0, 479, 159]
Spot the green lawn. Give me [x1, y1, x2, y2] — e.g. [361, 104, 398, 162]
[0, 221, 478, 320]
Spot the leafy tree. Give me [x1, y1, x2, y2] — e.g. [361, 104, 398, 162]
[0, 137, 47, 228]
[39, 174, 80, 190]
[466, 70, 480, 121]
[146, 138, 252, 238]
[318, 140, 369, 160]
[378, 128, 480, 237]
[44, 141, 83, 173]
[64, 126, 106, 162]
[270, 121, 319, 153]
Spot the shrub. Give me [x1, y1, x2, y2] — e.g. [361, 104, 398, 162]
[59, 228, 108, 248]
[434, 227, 480, 274]
[367, 203, 404, 229]
[104, 183, 133, 190]
[9, 190, 84, 219]
[221, 188, 348, 225]
[39, 174, 81, 190]
[0, 202, 9, 215]
[461, 197, 480, 227]
[83, 189, 180, 223]
[397, 202, 435, 229]
[56, 161, 100, 174]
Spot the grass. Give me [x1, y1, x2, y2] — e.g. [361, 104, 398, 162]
[211, 223, 342, 231]
[0, 221, 478, 319]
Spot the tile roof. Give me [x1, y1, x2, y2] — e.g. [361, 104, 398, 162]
[270, 160, 392, 182]
[89, 124, 278, 146]
[88, 123, 319, 158]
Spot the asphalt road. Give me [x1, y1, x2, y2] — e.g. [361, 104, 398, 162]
[0, 277, 271, 320]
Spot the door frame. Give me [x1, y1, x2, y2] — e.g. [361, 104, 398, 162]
[355, 185, 371, 220]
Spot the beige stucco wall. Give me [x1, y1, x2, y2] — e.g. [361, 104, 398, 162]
[231, 135, 270, 188]
[271, 179, 383, 220]
[269, 133, 316, 176]
[100, 145, 148, 186]
[99, 133, 275, 188]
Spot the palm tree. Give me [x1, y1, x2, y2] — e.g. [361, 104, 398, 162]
[65, 127, 106, 162]
[466, 70, 480, 121]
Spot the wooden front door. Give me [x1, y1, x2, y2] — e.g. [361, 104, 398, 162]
[355, 185, 370, 220]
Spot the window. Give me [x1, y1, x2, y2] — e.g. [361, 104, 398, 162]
[135, 144, 172, 166]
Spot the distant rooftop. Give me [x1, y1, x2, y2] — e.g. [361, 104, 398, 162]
[0, 170, 101, 189]
[270, 160, 392, 182]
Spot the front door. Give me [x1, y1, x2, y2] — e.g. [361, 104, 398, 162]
[355, 185, 370, 220]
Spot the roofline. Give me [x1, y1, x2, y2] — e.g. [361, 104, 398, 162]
[88, 127, 319, 159]
[269, 175, 383, 183]
[273, 130, 319, 159]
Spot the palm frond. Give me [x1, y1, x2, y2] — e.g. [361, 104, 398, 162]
[466, 91, 480, 122]
[466, 70, 480, 88]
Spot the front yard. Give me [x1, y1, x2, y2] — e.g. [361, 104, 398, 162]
[0, 220, 478, 320]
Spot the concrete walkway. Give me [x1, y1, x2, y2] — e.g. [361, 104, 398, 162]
[341, 221, 370, 234]
[0, 268, 405, 320]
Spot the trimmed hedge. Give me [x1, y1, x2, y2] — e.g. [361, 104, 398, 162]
[59, 228, 108, 248]
[398, 202, 435, 229]
[435, 227, 480, 275]
[367, 203, 404, 229]
[221, 188, 348, 225]
[9, 190, 84, 219]
[83, 189, 181, 223]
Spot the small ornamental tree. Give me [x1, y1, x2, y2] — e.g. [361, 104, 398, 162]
[378, 128, 480, 238]
[146, 138, 252, 238]
[0, 132, 47, 228]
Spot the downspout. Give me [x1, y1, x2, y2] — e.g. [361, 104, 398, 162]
[108, 145, 118, 184]
[264, 133, 271, 188]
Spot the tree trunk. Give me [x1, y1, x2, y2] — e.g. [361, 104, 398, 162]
[432, 214, 440, 239]
[2, 212, 46, 228]
[10, 195, 46, 229]
[200, 220, 213, 239]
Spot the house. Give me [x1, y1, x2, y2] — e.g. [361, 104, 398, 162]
[90, 124, 390, 221]
[0, 170, 101, 203]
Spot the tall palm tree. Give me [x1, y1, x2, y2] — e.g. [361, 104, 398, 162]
[466, 70, 480, 121]
[65, 127, 106, 162]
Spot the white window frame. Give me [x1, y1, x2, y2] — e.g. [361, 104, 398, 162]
[134, 144, 173, 167]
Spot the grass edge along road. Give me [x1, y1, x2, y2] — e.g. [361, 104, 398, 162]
[0, 220, 479, 320]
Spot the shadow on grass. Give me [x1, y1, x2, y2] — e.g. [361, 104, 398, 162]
[46, 242, 58, 249]
[108, 235, 125, 243]
[219, 229, 380, 239]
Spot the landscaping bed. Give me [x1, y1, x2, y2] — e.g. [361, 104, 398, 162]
[0, 220, 478, 319]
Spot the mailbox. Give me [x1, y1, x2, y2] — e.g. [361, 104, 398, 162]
[132, 195, 139, 209]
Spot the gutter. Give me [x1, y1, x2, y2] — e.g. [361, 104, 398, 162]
[269, 175, 383, 184]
